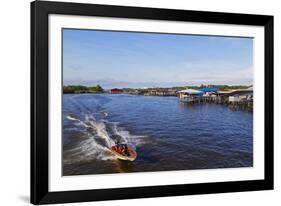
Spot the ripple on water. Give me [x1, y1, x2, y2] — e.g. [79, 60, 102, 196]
[63, 94, 253, 175]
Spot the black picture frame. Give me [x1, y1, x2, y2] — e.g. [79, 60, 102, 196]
[31, 0, 274, 204]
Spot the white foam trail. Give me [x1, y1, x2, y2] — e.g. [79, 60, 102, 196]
[66, 115, 77, 121]
[65, 113, 147, 162]
[112, 123, 147, 148]
[66, 115, 90, 128]
[84, 113, 96, 122]
[84, 114, 114, 147]
[64, 136, 117, 164]
[67, 114, 114, 146]
[64, 121, 116, 162]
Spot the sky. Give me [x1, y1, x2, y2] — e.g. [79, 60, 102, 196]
[63, 29, 253, 89]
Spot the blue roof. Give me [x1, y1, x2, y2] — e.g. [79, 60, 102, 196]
[198, 88, 219, 92]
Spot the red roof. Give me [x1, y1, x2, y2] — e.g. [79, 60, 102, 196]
[111, 88, 123, 93]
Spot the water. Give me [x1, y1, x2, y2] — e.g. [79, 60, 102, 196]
[63, 94, 253, 176]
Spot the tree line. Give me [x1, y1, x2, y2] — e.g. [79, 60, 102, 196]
[63, 85, 104, 94]
[172, 84, 252, 91]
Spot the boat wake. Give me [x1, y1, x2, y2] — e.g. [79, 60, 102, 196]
[64, 113, 145, 164]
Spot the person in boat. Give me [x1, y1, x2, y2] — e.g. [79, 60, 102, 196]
[121, 144, 129, 156]
[114, 142, 129, 157]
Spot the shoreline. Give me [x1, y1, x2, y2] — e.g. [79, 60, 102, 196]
[63, 93, 253, 112]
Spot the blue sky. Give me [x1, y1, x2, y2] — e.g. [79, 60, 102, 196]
[63, 29, 253, 89]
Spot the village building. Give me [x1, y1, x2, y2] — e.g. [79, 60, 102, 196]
[110, 88, 123, 94]
[178, 89, 204, 102]
[198, 88, 219, 96]
[228, 87, 253, 103]
[215, 87, 253, 104]
[143, 88, 177, 96]
[198, 88, 220, 101]
[216, 90, 234, 103]
[177, 86, 253, 107]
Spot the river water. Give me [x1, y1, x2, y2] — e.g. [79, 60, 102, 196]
[63, 93, 253, 176]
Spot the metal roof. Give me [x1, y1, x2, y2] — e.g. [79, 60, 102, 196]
[217, 87, 253, 96]
[217, 90, 234, 94]
[178, 89, 203, 94]
[198, 88, 219, 92]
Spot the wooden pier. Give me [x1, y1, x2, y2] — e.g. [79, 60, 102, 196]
[179, 95, 253, 111]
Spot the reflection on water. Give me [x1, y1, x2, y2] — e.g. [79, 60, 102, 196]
[63, 94, 253, 176]
[116, 160, 135, 173]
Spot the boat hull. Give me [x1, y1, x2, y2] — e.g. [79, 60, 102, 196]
[111, 145, 137, 161]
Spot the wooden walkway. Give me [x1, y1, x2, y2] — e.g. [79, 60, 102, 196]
[179, 96, 253, 111]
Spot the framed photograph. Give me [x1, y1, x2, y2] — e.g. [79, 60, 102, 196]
[31, 0, 274, 204]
